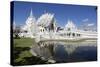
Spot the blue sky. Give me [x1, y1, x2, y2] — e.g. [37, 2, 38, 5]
[13, 1, 97, 28]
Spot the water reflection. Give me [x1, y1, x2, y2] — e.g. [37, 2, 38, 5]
[30, 41, 97, 63]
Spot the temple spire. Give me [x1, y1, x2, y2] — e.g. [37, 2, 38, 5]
[44, 10, 47, 14]
[29, 9, 33, 18]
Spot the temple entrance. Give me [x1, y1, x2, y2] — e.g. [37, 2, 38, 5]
[49, 22, 55, 32]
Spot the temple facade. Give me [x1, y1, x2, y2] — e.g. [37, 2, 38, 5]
[16, 10, 97, 42]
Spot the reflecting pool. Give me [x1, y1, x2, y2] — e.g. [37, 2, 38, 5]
[30, 41, 97, 63]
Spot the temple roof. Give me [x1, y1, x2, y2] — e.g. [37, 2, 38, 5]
[25, 9, 36, 25]
[37, 13, 54, 27]
[65, 20, 77, 29]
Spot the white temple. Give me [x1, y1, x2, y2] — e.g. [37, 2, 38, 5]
[17, 10, 97, 42]
[19, 9, 36, 38]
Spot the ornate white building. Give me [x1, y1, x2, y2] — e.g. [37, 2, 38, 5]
[19, 9, 36, 38]
[37, 13, 57, 33]
[17, 10, 97, 42]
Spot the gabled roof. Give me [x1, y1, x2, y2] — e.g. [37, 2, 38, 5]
[37, 13, 55, 27]
[65, 20, 77, 29]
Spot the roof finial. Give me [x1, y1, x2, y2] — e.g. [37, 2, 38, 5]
[30, 8, 33, 17]
[44, 10, 47, 14]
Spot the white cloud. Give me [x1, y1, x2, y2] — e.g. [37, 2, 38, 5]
[87, 23, 94, 26]
[82, 18, 89, 22]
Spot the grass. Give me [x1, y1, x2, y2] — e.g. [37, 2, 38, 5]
[14, 38, 35, 47]
[13, 38, 48, 66]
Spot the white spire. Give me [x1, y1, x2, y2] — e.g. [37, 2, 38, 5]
[65, 19, 76, 28]
[44, 10, 47, 14]
[65, 19, 77, 31]
[29, 8, 33, 18]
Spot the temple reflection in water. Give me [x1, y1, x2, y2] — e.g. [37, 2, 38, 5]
[30, 41, 97, 63]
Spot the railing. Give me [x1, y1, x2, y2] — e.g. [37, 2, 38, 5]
[34, 31, 97, 42]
